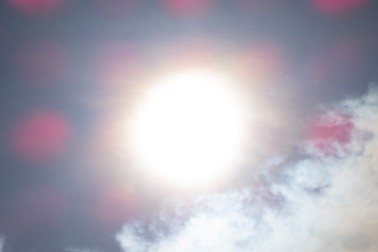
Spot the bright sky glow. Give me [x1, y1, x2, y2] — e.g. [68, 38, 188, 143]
[129, 70, 248, 189]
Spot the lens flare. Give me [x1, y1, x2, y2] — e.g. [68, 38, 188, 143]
[129, 70, 247, 189]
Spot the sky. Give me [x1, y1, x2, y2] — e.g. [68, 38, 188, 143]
[1, 0, 378, 251]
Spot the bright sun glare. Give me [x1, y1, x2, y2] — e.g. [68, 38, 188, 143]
[130, 70, 247, 189]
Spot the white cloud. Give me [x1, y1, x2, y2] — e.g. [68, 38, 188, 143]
[117, 87, 378, 252]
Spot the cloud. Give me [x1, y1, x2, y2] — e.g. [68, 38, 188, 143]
[0, 236, 5, 252]
[65, 247, 99, 252]
[116, 87, 378, 252]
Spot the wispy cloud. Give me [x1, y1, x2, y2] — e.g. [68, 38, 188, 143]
[65, 247, 99, 252]
[117, 87, 378, 252]
[0, 236, 5, 252]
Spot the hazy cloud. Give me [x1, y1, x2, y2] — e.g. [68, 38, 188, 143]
[0, 236, 5, 252]
[65, 247, 99, 252]
[117, 87, 378, 252]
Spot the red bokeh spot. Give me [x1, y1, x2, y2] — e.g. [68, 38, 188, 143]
[242, 42, 285, 83]
[8, 0, 66, 15]
[11, 110, 71, 163]
[12, 187, 68, 232]
[307, 39, 365, 85]
[164, 39, 220, 66]
[95, 42, 141, 89]
[313, 0, 370, 15]
[14, 41, 69, 87]
[91, 186, 138, 230]
[163, 0, 214, 16]
[308, 112, 354, 155]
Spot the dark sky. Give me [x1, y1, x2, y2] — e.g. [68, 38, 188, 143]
[0, 1, 378, 252]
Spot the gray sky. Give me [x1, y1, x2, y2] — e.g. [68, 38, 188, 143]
[0, 0, 378, 251]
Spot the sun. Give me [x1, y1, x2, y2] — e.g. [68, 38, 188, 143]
[129, 69, 248, 189]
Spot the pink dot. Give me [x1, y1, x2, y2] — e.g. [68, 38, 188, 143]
[243, 41, 286, 83]
[91, 186, 138, 230]
[12, 187, 68, 232]
[307, 39, 365, 84]
[8, 0, 66, 16]
[164, 39, 218, 65]
[14, 41, 69, 87]
[162, 0, 214, 16]
[11, 109, 71, 163]
[308, 112, 354, 155]
[94, 42, 142, 88]
[312, 0, 370, 15]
